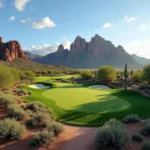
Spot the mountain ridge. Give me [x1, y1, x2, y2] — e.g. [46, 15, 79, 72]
[34, 34, 141, 69]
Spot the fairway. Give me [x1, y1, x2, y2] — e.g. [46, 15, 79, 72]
[21, 76, 150, 126]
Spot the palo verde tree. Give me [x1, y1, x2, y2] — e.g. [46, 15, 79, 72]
[130, 70, 134, 78]
[124, 64, 129, 90]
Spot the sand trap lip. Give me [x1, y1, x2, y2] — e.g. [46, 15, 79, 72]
[29, 84, 51, 89]
[90, 85, 111, 90]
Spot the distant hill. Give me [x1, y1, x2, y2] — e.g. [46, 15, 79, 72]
[34, 34, 141, 69]
[0, 58, 71, 72]
[132, 54, 150, 65]
[24, 51, 41, 60]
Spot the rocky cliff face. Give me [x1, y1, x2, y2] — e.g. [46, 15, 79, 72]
[34, 34, 140, 68]
[0, 37, 28, 61]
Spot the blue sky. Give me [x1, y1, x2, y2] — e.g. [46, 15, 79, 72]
[1, 0, 150, 58]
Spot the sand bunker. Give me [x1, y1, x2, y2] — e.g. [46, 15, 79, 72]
[29, 84, 51, 89]
[90, 85, 111, 90]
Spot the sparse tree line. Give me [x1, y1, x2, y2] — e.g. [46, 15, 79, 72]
[80, 64, 150, 91]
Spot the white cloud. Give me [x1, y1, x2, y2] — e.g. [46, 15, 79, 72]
[61, 37, 68, 40]
[24, 43, 59, 56]
[124, 15, 137, 22]
[139, 23, 150, 30]
[21, 20, 26, 24]
[32, 17, 56, 29]
[103, 23, 113, 28]
[20, 18, 31, 24]
[63, 41, 71, 49]
[0, 0, 3, 8]
[9, 16, 16, 21]
[14, 0, 30, 11]
[24, 41, 71, 56]
[122, 40, 150, 58]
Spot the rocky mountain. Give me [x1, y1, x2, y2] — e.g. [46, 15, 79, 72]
[132, 54, 150, 65]
[24, 51, 41, 60]
[0, 37, 28, 62]
[34, 34, 140, 69]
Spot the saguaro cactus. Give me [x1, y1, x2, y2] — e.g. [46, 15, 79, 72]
[124, 64, 129, 90]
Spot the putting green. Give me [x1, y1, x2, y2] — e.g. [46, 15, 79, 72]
[42, 83, 131, 113]
[21, 76, 150, 126]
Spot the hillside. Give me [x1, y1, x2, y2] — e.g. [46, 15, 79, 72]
[34, 34, 141, 69]
[0, 58, 71, 72]
[132, 54, 150, 65]
[25, 51, 41, 60]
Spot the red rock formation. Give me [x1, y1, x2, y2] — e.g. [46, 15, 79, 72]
[0, 37, 28, 62]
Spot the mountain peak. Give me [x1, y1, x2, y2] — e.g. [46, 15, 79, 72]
[57, 44, 64, 52]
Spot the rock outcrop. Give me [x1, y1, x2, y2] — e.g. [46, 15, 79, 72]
[0, 37, 28, 61]
[34, 34, 140, 69]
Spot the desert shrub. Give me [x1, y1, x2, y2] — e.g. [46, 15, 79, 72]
[132, 133, 143, 142]
[7, 105, 27, 120]
[94, 126, 130, 150]
[0, 94, 18, 107]
[81, 71, 93, 79]
[26, 110, 33, 117]
[97, 66, 116, 83]
[133, 71, 143, 82]
[17, 89, 28, 95]
[139, 85, 150, 90]
[29, 130, 55, 147]
[0, 118, 27, 140]
[46, 122, 64, 136]
[24, 71, 35, 81]
[104, 118, 124, 129]
[142, 142, 150, 150]
[123, 114, 141, 123]
[143, 64, 150, 83]
[144, 119, 150, 126]
[140, 125, 150, 136]
[0, 64, 15, 88]
[26, 112, 49, 127]
[26, 102, 48, 113]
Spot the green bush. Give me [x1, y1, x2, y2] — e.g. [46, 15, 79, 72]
[140, 125, 150, 136]
[46, 122, 64, 136]
[81, 71, 93, 79]
[133, 71, 143, 82]
[144, 119, 150, 126]
[29, 130, 55, 146]
[26, 112, 49, 127]
[143, 64, 150, 83]
[123, 114, 141, 123]
[97, 66, 116, 83]
[94, 126, 130, 150]
[7, 105, 27, 120]
[0, 118, 27, 140]
[132, 133, 143, 142]
[0, 64, 15, 88]
[104, 118, 124, 129]
[0, 94, 18, 107]
[142, 142, 150, 150]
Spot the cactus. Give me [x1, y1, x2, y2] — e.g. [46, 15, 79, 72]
[124, 64, 129, 90]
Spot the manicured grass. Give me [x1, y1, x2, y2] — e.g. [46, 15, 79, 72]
[21, 76, 150, 126]
[35, 75, 79, 82]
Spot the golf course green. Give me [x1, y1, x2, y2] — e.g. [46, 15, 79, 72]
[21, 76, 150, 126]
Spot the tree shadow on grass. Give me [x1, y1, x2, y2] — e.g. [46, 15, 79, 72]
[58, 90, 150, 126]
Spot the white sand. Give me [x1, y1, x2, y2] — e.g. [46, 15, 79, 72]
[29, 84, 51, 89]
[90, 85, 111, 90]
